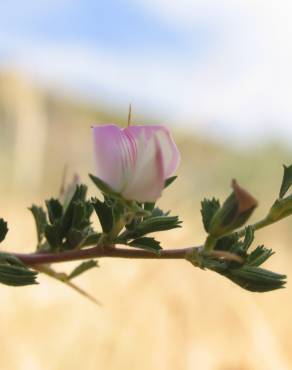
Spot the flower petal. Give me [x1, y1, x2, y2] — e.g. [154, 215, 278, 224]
[92, 124, 136, 192]
[125, 125, 180, 178]
[122, 131, 165, 202]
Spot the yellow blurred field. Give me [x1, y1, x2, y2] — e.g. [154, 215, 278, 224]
[0, 74, 291, 370]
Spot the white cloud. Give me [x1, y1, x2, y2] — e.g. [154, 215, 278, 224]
[126, 0, 292, 143]
[1, 0, 292, 145]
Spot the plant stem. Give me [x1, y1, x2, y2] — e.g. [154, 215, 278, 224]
[236, 215, 281, 238]
[8, 245, 243, 266]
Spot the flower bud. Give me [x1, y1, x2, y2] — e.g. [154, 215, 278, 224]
[209, 179, 258, 237]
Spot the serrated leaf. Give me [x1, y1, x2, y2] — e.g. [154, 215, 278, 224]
[68, 260, 98, 280]
[61, 185, 88, 236]
[128, 237, 161, 253]
[214, 234, 240, 252]
[246, 245, 274, 267]
[0, 254, 38, 286]
[201, 198, 221, 233]
[279, 164, 292, 198]
[0, 219, 8, 243]
[45, 224, 63, 249]
[29, 205, 47, 244]
[45, 199, 63, 223]
[92, 198, 113, 233]
[228, 265, 286, 292]
[204, 259, 286, 292]
[242, 226, 254, 251]
[129, 215, 181, 237]
[65, 229, 84, 249]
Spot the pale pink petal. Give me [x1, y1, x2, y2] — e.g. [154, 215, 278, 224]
[122, 131, 165, 202]
[125, 125, 180, 178]
[92, 124, 137, 192]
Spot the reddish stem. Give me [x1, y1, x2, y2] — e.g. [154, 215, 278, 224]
[10, 245, 243, 266]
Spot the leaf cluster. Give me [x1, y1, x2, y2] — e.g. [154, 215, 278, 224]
[0, 219, 38, 286]
[90, 174, 181, 253]
[202, 227, 286, 292]
[30, 185, 100, 252]
[197, 164, 292, 293]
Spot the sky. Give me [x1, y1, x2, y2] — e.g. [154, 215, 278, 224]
[0, 0, 292, 145]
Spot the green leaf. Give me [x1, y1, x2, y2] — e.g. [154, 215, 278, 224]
[127, 215, 181, 238]
[279, 164, 292, 198]
[246, 245, 274, 267]
[0, 219, 8, 243]
[0, 254, 38, 286]
[61, 185, 88, 236]
[68, 260, 98, 280]
[227, 265, 286, 292]
[200, 198, 220, 233]
[45, 224, 63, 249]
[45, 199, 63, 223]
[164, 176, 177, 188]
[65, 229, 84, 249]
[29, 205, 47, 244]
[92, 198, 113, 233]
[128, 237, 161, 253]
[89, 174, 121, 199]
[82, 232, 102, 247]
[241, 226, 255, 251]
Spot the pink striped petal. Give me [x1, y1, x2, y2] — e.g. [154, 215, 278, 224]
[125, 125, 180, 178]
[92, 124, 136, 193]
[122, 132, 165, 202]
[92, 124, 180, 202]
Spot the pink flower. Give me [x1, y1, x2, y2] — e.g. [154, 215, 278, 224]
[92, 124, 180, 202]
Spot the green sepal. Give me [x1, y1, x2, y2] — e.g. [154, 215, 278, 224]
[279, 164, 292, 198]
[89, 174, 121, 199]
[0, 219, 8, 243]
[164, 176, 177, 188]
[208, 180, 257, 238]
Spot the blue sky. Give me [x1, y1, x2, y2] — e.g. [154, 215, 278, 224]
[1, 0, 292, 145]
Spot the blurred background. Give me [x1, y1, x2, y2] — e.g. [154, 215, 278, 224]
[0, 1, 291, 369]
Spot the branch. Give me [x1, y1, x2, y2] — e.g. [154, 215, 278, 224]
[9, 245, 243, 266]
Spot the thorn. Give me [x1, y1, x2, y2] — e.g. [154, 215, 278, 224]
[127, 103, 132, 127]
[34, 265, 102, 307]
